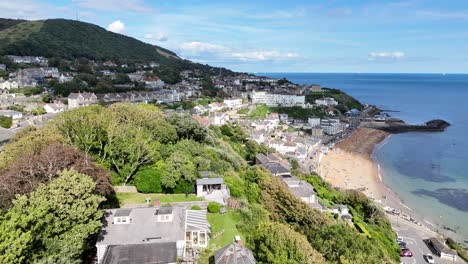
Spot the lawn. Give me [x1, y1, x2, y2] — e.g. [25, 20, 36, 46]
[116, 192, 203, 206]
[208, 210, 243, 248]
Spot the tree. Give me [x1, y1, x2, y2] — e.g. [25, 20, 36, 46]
[167, 114, 207, 142]
[0, 169, 105, 263]
[251, 222, 326, 264]
[0, 143, 113, 210]
[134, 167, 162, 193]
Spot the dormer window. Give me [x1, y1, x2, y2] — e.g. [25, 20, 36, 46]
[113, 209, 132, 225]
[155, 206, 173, 222]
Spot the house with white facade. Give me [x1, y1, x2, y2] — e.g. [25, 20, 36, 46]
[0, 79, 19, 90]
[315, 97, 338, 107]
[223, 98, 242, 109]
[0, 110, 23, 120]
[44, 103, 66, 113]
[68, 92, 98, 109]
[96, 206, 210, 264]
[251, 91, 305, 107]
[281, 175, 322, 210]
[308, 117, 321, 127]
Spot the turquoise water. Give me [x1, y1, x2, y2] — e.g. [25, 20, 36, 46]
[260, 73, 468, 242]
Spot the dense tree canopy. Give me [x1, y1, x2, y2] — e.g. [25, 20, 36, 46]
[0, 169, 105, 263]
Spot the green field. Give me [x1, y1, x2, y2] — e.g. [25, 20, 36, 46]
[116, 192, 203, 206]
[208, 210, 243, 248]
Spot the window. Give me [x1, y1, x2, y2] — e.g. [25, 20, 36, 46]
[199, 232, 206, 246]
[116, 217, 121, 223]
[192, 232, 198, 245]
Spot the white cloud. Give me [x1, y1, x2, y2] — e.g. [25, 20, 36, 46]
[178, 41, 229, 56]
[175, 41, 301, 62]
[72, 0, 155, 13]
[368, 51, 405, 60]
[231, 50, 300, 61]
[0, 0, 46, 19]
[144, 32, 168, 42]
[107, 20, 126, 34]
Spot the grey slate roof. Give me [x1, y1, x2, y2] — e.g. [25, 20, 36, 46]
[288, 181, 316, 198]
[96, 207, 185, 245]
[261, 163, 290, 176]
[214, 243, 256, 264]
[102, 242, 177, 264]
[0, 127, 16, 144]
[114, 209, 132, 217]
[157, 206, 173, 215]
[196, 178, 224, 185]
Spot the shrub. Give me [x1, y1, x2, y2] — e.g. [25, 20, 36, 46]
[191, 205, 201, 210]
[134, 167, 162, 193]
[207, 201, 221, 213]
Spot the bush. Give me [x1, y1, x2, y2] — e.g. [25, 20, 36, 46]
[207, 201, 221, 213]
[134, 167, 162, 193]
[191, 205, 201, 210]
[0, 116, 12, 128]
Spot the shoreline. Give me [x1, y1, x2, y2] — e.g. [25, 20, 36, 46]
[316, 128, 452, 240]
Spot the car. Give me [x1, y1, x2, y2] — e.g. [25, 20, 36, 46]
[398, 241, 407, 248]
[397, 237, 404, 243]
[425, 254, 435, 264]
[400, 249, 413, 257]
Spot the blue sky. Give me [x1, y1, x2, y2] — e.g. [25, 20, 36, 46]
[2, 0, 468, 73]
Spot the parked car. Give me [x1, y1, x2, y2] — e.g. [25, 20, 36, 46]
[397, 237, 404, 243]
[400, 249, 413, 257]
[425, 254, 435, 264]
[398, 241, 407, 248]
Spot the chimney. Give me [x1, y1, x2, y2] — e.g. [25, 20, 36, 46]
[234, 235, 243, 246]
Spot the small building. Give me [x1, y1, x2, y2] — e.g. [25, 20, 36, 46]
[195, 177, 230, 204]
[44, 103, 66, 114]
[332, 204, 350, 216]
[345, 109, 361, 117]
[308, 117, 321, 127]
[426, 237, 457, 261]
[214, 240, 256, 264]
[0, 110, 23, 120]
[281, 176, 321, 209]
[223, 98, 242, 109]
[315, 97, 338, 107]
[261, 163, 291, 177]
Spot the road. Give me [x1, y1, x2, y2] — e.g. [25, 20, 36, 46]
[389, 214, 466, 264]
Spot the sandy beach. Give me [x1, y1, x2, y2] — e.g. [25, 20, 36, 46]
[316, 128, 391, 202]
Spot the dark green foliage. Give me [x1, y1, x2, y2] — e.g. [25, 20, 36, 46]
[306, 88, 364, 112]
[173, 180, 195, 194]
[0, 116, 12, 128]
[446, 237, 468, 262]
[134, 167, 162, 193]
[0, 18, 26, 31]
[113, 73, 131, 84]
[207, 202, 221, 213]
[41, 94, 52, 103]
[9, 86, 43, 96]
[271, 106, 326, 120]
[167, 114, 208, 142]
[201, 76, 216, 96]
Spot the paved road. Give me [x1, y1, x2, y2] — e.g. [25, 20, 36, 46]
[389, 214, 466, 264]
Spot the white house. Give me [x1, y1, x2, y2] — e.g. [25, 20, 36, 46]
[315, 97, 338, 106]
[96, 207, 210, 264]
[223, 98, 242, 109]
[0, 110, 23, 120]
[0, 79, 19, 90]
[308, 117, 321, 127]
[281, 176, 321, 209]
[68, 92, 98, 109]
[58, 73, 74, 83]
[44, 103, 66, 114]
[251, 91, 305, 107]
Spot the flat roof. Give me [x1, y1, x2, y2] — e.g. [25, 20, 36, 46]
[114, 209, 132, 217]
[196, 178, 224, 185]
[102, 242, 177, 264]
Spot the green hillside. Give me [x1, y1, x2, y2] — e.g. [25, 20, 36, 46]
[0, 18, 235, 76]
[0, 18, 26, 31]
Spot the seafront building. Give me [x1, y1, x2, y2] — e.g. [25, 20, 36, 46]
[250, 91, 305, 107]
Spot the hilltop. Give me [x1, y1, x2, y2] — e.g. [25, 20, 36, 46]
[0, 18, 235, 76]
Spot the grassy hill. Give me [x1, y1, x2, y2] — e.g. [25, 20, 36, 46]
[0, 18, 235, 76]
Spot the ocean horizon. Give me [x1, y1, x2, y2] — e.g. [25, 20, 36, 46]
[260, 72, 468, 243]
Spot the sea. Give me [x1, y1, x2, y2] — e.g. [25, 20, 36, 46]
[259, 73, 468, 243]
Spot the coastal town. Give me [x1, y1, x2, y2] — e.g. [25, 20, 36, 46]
[0, 53, 464, 264]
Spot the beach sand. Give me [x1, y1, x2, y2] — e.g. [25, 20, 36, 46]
[316, 128, 390, 202]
